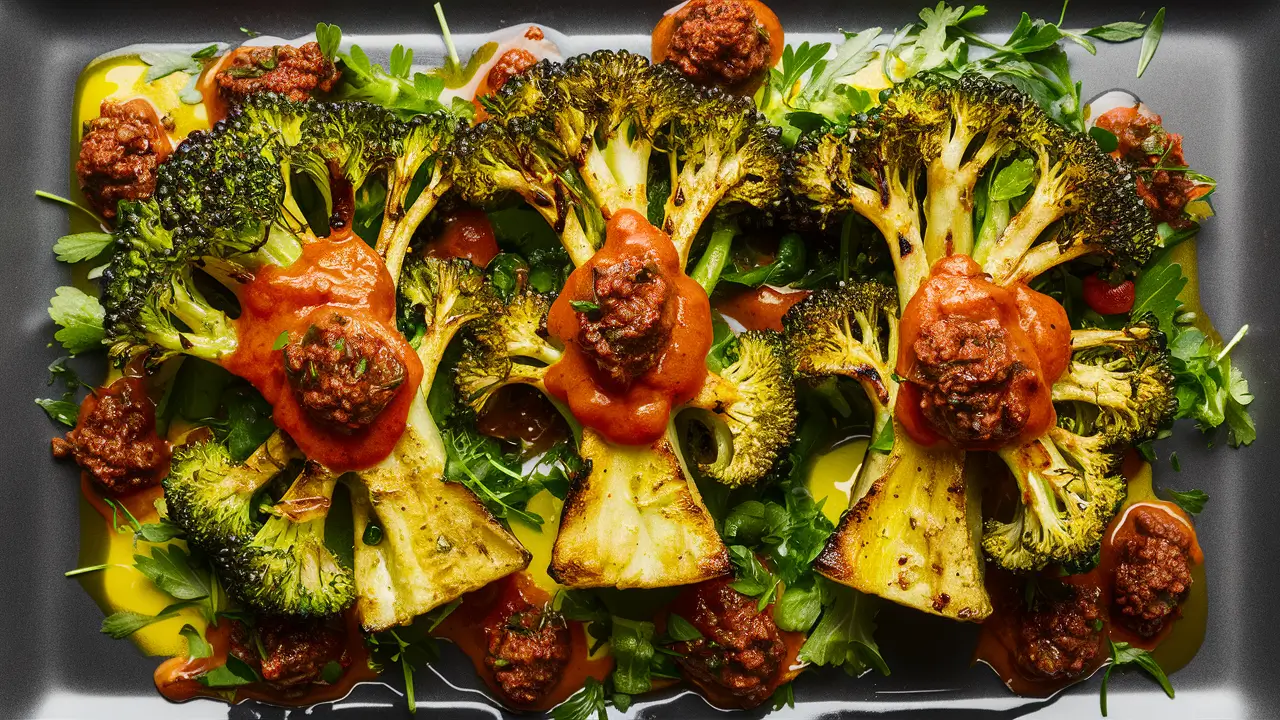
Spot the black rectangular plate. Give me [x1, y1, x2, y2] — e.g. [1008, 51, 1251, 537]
[2, 1, 1277, 717]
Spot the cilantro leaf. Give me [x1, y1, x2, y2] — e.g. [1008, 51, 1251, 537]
[48, 286, 105, 355]
[52, 232, 114, 263]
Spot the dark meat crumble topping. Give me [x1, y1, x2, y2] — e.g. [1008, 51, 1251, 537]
[576, 255, 673, 387]
[484, 601, 571, 706]
[283, 313, 406, 433]
[666, 0, 771, 92]
[216, 42, 341, 104]
[1113, 508, 1194, 638]
[51, 376, 170, 495]
[76, 100, 169, 221]
[1015, 583, 1104, 681]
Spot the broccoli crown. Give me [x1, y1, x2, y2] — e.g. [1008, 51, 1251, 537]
[454, 290, 560, 414]
[681, 330, 796, 487]
[1053, 323, 1177, 446]
[783, 282, 899, 411]
[458, 50, 782, 266]
[101, 199, 181, 340]
[788, 73, 1157, 295]
[163, 434, 297, 559]
[297, 101, 400, 194]
[398, 255, 490, 336]
[984, 434, 1127, 572]
[220, 514, 355, 618]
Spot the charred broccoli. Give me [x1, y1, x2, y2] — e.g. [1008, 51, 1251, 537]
[785, 284, 991, 621]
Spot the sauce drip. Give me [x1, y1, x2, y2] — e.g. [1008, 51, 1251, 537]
[477, 384, 569, 455]
[714, 286, 810, 332]
[896, 255, 1068, 450]
[223, 230, 422, 471]
[544, 210, 711, 446]
[425, 209, 500, 268]
[433, 572, 612, 711]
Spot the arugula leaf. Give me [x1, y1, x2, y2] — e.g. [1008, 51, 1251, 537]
[771, 682, 796, 711]
[1100, 638, 1174, 716]
[1130, 258, 1186, 332]
[1086, 21, 1148, 42]
[366, 628, 439, 713]
[52, 232, 113, 263]
[1164, 488, 1208, 515]
[48, 286, 105, 355]
[557, 590, 613, 654]
[1136, 8, 1166, 78]
[551, 676, 607, 720]
[774, 577, 826, 632]
[223, 385, 276, 463]
[798, 579, 889, 677]
[609, 617, 656, 694]
[728, 545, 780, 609]
[133, 545, 210, 600]
[666, 613, 703, 642]
[443, 425, 545, 526]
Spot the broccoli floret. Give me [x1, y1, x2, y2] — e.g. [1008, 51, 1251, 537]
[983, 433, 1127, 573]
[681, 331, 796, 487]
[221, 463, 355, 617]
[375, 112, 462, 281]
[1052, 324, 1177, 445]
[164, 432, 299, 554]
[789, 73, 1157, 300]
[983, 324, 1171, 572]
[454, 286, 732, 590]
[785, 284, 991, 621]
[348, 255, 530, 631]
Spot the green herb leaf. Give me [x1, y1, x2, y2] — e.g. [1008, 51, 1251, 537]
[139, 50, 201, 82]
[198, 655, 261, 688]
[1089, 126, 1120, 153]
[100, 601, 194, 639]
[570, 300, 600, 314]
[36, 398, 79, 427]
[434, 41, 498, 89]
[316, 23, 343, 61]
[1101, 638, 1174, 716]
[53, 232, 114, 263]
[868, 420, 895, 454]
[1164, 488, 1208, 515]
[666, 613, 703, 642]
[136, 520, 185, 544]
[180, 624, 213, 658]
[133, 545, 210, 601]
[272, 330, 290, 350]
[798, 579, 889, 677]
[721, 233, 807, 288]
[728, 545, 779, 609]
[1086, 21, 1148, 42]
[774, 578, 825, 633]
[35, 190, 100, 222]
[1130, 258, 1186, 332]
[1136, 8, 1166, 78]
[48, 286, 106, 355]
[190, 44, 219, 60]
[610, 618, 656, 694]
[989, 158, 1036, 201]
[551, 676, 607, 720]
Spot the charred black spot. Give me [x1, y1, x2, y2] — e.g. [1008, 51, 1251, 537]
[898, 234, 913, 257]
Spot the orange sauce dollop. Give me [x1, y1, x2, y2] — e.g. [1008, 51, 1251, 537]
[714, 286, 810, 332]
[651, 0, 785, 95]
[896, 255, 1069, 450]
[544, 210, 711, 446]
[433, 573, 613, 712]
[222, 229, 422, 472]
[425, 209, 500, 268]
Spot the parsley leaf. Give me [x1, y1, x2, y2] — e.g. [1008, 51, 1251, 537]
[52, 232, 114, 263]
[100, 601, 195, 639]
[133, 545, 211, 601]
[48, 286, 105, 355]
[666, 613, 703, 642]
[179, 624, 212, 659]
[1164, 488, 1208, 515]
[1086, 21, 1148, 43]
[609, 618, 656, 695]
[551, 676, 607, 720]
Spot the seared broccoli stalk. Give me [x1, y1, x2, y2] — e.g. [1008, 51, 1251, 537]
[455, 280, 797, 589]
[374, 112, 461, 282]
[456, 50, 784, 273]
[104, 94, 459, 369]
[983, 324, 1177, 572]
[788, 74, 1158, 299]
[347, 256, 530, 631]
[785, 285, 992, 621]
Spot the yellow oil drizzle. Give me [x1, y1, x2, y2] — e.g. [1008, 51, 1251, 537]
[511, 489, 565, 594]
[806, 438, 869, 525]
[69, 56, 213, 658]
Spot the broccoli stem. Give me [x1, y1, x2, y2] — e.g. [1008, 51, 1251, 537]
[980, 151, 1070, 283]
[689, 217, 738, 295]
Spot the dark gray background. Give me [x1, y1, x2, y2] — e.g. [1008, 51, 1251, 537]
[1, 1, 1274, 717]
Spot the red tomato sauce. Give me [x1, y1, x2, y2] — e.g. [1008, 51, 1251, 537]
[425, 209, 500, 268]
[433, 573, 613, 712]
[714, 286, 810, 332]
[895, 255, 1069, 450]
[222, 229, 422, 471]
[544, 210, 712, 446]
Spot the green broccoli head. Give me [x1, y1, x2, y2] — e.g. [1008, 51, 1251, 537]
[1052, 323, 1177, 446]
[788, 73, 1157, 299]
[454, 290, 560, 414]
[984, 433, 1127, 572]
[783, 282, 899, 422]
[376, 111, 463, 279]
[163, 433, 298, 557]
[398, 255, 496, 388]
[295, 101, 399, 204]
[681, 330, 796, 487]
